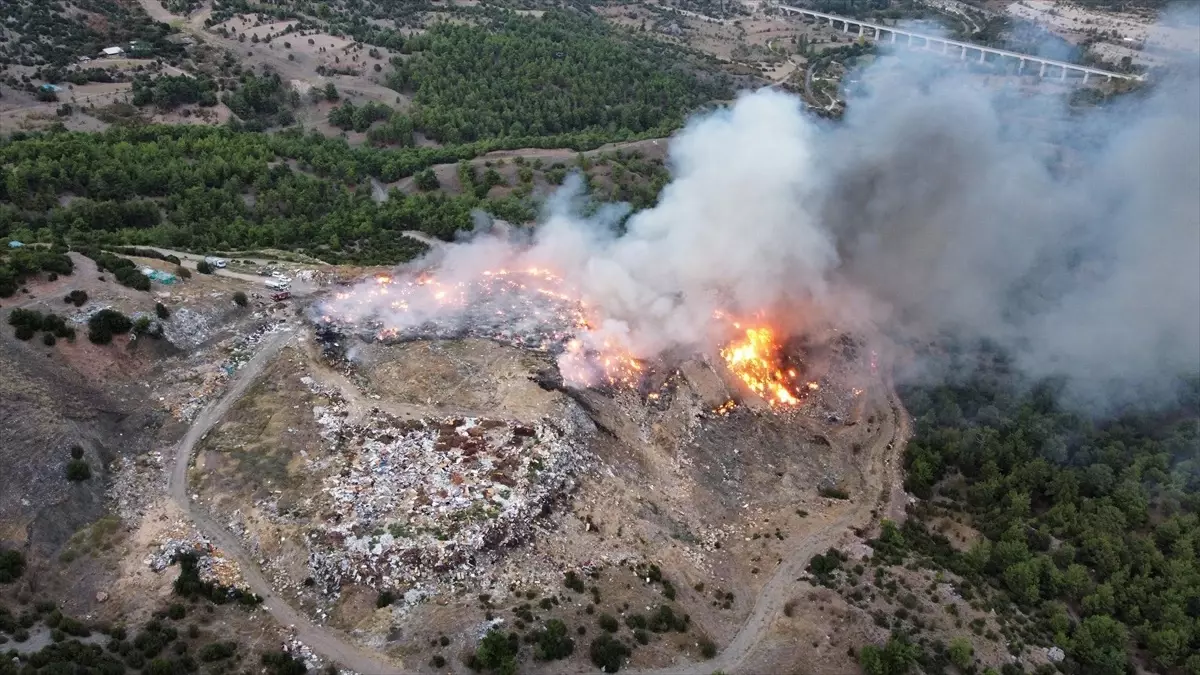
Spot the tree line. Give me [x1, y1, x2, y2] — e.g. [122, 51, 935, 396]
[386, 11, 730, 144]
[897, 345, 1200, 674]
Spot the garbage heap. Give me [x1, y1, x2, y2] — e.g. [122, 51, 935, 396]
[305, 408, 594, 593]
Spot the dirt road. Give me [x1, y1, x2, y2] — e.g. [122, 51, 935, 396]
[166, 324, 406, 674]
[165, 312, 908, 674]
[628, 365, 909, 675]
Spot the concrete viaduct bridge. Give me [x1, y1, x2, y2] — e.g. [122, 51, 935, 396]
[777, 5, 1141, 84]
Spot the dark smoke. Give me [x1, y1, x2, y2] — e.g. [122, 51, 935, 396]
[822, 52, 1200, 411]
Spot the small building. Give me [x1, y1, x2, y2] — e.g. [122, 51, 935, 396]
[8, 240, 24, 248]
[39, 84, 61, 93]
[101, 46, 124, 57]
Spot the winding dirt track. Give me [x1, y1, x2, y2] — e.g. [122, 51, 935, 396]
[166, 325, 408, 674]
[168, 322, 908, 674]
[627, 371, 910, 675]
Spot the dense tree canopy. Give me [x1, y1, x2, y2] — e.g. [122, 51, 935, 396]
[897, 347, 1200, 674]
[0, 126, 550, 263]
[388, 11, 730, 144]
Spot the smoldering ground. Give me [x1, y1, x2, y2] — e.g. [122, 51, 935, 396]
[322, 41, 1199, 413]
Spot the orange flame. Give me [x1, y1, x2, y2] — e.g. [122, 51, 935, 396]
[720, 325, 802, 406]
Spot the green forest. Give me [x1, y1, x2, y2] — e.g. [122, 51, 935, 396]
[0, 126, 527, 264]
[0, 0, 180, 69]
[387, 11, 730, 144]
[895, 347, 1200, 674]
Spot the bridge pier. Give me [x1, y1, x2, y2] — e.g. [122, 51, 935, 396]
[941, 40, 948, 54]
[891, 31, 897, 43]
[1083, 72, 1090, 84]
[1060, 67, 1067, 81]
[1019, 58, 1025, 73]
[979, 49, 986, 63]
[959, 45, 966, 60]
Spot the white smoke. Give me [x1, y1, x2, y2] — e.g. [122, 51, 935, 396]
[323, 43, 1200, 411]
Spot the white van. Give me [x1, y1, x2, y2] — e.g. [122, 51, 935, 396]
[204, 256, 228, 268]
[266, 279, 290, 291]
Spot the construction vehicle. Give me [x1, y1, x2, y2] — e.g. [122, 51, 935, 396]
[270, 291, 291, 302]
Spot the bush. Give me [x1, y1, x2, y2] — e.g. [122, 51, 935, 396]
[88, 309, 132, 344]
[532, 619, 574, 661]
[699, 636, 717, 659]
[41, 331, 56, 346]
[155, 302, 170, 319]
[173, 553, 261, 606]
[198, 641, 237, 662]
[474, 628, 519, 674]
[589, 633, 630, 672]
[0, 549, 25, 583]
[564, 570, 586, 593]
[261, 650, 307, 675]
[376, 590, 395, 608]
[166, 604, 186, 620]
[175, 266, 191, 279]
[64, 290, 87, 306]
[415, 168, 440, 191]
[66, 459, 91, 482]
[14, 324, 35, 340]
[232, 291, 248, 307]
[647, 605, 689, 633]
[196, 261, 212, 274]
[70, 445, 84, 460]
[598, 614, 619, 632]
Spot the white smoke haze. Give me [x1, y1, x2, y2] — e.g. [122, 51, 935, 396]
[322, 39, 1200, 412]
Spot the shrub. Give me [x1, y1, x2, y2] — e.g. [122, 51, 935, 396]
[70, 445, 84, 460]
[532, 619, 574, 661]
[699, 636, 717, 659]
[473, 628, 518, 674]
[0, 549, 25, 583]
[14, 324, 35, 340]
[155, 302, 170, 319]
[198, 641, 237, 662]
[589, 633, 630, 672]
[564, 570, 586, 593]
[196, 261, 212, 274]
[625, 614, 647, 630]
[376, 590, 395, 608]
[167, 604, 186, 620]
[261, 650, 307, 675]
[647, 605, 688, 633]
[64, 290, 88, 306]
[66, 459, 91, 482]
[88, 309, 132, 344]
[598, 614, 619, 632]
[232, 291, 248, 307]
[42, 332, 57, 346]
[175, 266, 191, 279]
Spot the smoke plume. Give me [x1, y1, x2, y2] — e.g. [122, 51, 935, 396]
[324, 41, 1199, 411]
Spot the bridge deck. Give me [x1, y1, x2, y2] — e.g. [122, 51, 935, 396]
[777, 5, 1139, 80]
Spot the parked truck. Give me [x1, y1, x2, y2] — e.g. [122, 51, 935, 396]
[270, 291, 291, 302]
[203, 256, 228, 268]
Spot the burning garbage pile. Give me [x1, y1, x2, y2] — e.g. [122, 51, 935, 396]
[300, 391, 595, 592]
[317, 269, 819, 408]
[318, 269, 645, 388]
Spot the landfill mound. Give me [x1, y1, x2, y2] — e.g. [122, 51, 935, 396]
[301, 386, 596, 592]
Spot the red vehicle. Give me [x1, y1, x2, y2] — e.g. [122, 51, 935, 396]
[270, 291, 291, 302]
